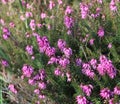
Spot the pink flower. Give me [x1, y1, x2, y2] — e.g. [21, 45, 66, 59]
[1, 60, 9, 67]
[25, 45, 33, 55]
[64, 16, 74, 29]
[2, 27, 10, 40]
[58, 0, 62, 5]
[97, 64, 105, 76]
[1, 0, 8, 4]
[33, 69, 46, 81]
[108, 43, 112, 49]
[97, 0, 103, 4]
[40, 13, 47, 19]
[38, 82, 46, 90]
[114, 86, 120, 95]
[28, 79, 35, 85]
[0, 19, 5, 26]
[63, 47, 72, 58]
[76, 58, 82, 66]
[97, 55, 117, 79]
[66, 72, 71, 82]
[8, 84, 17, 94]
[49, 1, 55, 10]
[54, 68, 61, 76]
[65, 6, 73, 15]
[89, 39, 94, 45]
[76, 95, 88, 104]
[22, 64, 34, 78]
[80, 84, 93, 96]
[39, 94, 45, 99]
[80, 3, 89, 19]
[100, 88, 111, 99]
[20, 15, 25, 21]
[110, 0, 117, 12]
[109, 98, 114, 104]
[57, 39, 66, 51]
[9, 22, 15, 28]
[34, 89, 40, 95]
[82, 63, 95, 78]
[59, 58, 70, 68]
[89, 59, 97, 69]
[29, 19, 36, 31]
[37, 23, 43, 28]
[97, 27, 104, 37]
[45, 46, 56, 57]
[25, 12, 33, 18]
[48, 57, 58, 64]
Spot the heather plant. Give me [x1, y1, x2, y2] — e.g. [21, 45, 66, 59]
[0, 0, 120, 104]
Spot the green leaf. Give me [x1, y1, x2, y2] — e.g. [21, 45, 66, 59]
[0, 47, 10, 62]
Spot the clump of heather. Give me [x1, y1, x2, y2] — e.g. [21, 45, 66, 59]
[0, 0, 120, 103]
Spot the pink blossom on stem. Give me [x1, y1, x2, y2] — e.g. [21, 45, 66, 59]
[38, 82, 46, 90]
[41, 13, 47, 19]
[54, 68, 61, 76]
[59, 58, 70, 68]
[114, 86, 120, 95]
[100, 88, 111, 99]
[65, 6, 73, 15]
[82, 63, 95, 79]
[97, 26, 104, 37]
[1, 60, 9, 67]
[80, 84, 93, 96]
[25, 45, 33, 55]
[58, 0, 62, 5]
[108, 43, 112, 49]
[49, 1, 55, 10]
[63, 47, 72, 58]
[8, 84, 17, 94]
[25, 12, 33, 18]
[29, 19, 36, 31]
[76, 58, 82, 66]
[2, 27, 10, 40]
[110, 0, 117, 12]
[57, 39, 66, 51]
[76, 95, 88, 104]
[89, 38, 95, 45]
[80, 3, 89, 19]
[22, 64, 34, 78]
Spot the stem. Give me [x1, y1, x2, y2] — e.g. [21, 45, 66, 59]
[80, 46, 88, 61]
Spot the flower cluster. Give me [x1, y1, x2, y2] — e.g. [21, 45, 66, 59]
[1, 59, 9, 67]
[29, 19, 36, 31]
[21, 63, 47, 101]
[21, 64, 34, 78]
[97, 55, 117, 79]
[82, 63, 95, 79]
[97, 26, 104, 37]
[8, 84, 17, 94]
[76, 95, 88, 104]
[100, 88, 112, 99]
[2, 27, 11, 40]
[80, 3, 89, 19]
[110, 0, 117, 12]
[25, 45, 33, 55]
[36, 35, 56, 57]
[64, 16, 74, 29]
[80, 84, 93, 96]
